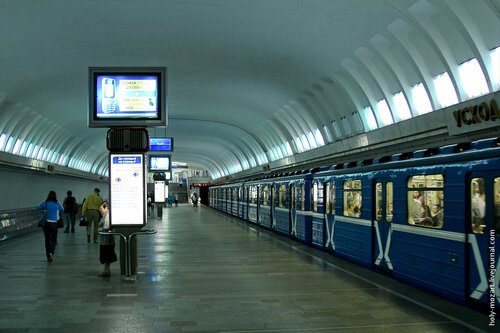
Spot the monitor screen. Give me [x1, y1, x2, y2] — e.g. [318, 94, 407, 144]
[149, 155, 171, 171]
[150, 137, 173, 151]
[88, 67, 167, 128]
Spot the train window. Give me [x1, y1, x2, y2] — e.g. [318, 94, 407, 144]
[375, 183, 382, 220]
[312, 183, 318, 212]
[495, 178, 500, 236]
[325, 183, 335, 214]
[291, 185, 296, 209]
[386, 182, 393, 222]
[317, 182, 324, 213]
[343, 180, 362, 217]
[407, 174, 444, 228]
[271, 186, 275, 207]
[300, 183, 305, 210]
[278, 184, 286, 208]
[471, 178, 485, 234]
[261, 185, 269, 206]
[250, 186, 257, 205]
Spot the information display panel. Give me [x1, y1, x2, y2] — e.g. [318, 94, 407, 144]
[88, 67, 167, 128]
[154, 180, 165, 203]
[149, 155, 171, 171]
[150, 137, 173, 151]
[109, 153, 146, 227]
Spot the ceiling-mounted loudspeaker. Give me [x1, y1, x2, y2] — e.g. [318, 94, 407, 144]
[106, 128, 150, 152]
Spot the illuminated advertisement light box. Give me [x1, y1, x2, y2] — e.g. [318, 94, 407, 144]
[149, 155, 171, 171]
[88, 67, 167, 128]
[109, 153, 145, 227]
[150, 137, 173, 151]
[154, 180, 165, 203]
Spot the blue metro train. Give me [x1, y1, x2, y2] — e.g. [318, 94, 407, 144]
[209, 137, 500, 309]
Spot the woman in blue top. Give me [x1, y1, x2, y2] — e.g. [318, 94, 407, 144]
[36, 191, 64, 262]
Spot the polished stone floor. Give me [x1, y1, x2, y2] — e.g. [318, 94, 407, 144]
[0, 204, 491, 332]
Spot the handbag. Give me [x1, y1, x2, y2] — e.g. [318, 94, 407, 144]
[79, 217, 88, 226]
[37, 212, 47, 227]
[57, 217, 64, 229]
[37, 202, 47, 227]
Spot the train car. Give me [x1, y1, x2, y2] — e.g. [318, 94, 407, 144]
[272, 176, 291, 236]
[309, 138, 500, 306]
[244, 180, 259, 224]
[209, 187, 214, 207]
[216, 186, 223, 211]
[258, 179, 273, 229]
[208, 137, 500, 309]
[310, 167, 334, 249]
[269, 172, 313, 244]
[231, 182, 244, 218]
[228, 184, 238, 217]
[219, 185, 228, 213]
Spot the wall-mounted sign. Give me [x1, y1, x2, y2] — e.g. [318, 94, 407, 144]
[445, 92, 499, 136]
[109, 153, 145, 227]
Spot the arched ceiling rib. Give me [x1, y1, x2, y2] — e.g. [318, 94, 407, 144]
[0, 0, 498, 180]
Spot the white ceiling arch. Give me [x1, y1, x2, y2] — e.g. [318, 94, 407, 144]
[0, 0, 498, 180]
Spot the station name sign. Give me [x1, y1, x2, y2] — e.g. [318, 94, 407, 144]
[452, 99, 499, 127]
[446, 92, 500, 136]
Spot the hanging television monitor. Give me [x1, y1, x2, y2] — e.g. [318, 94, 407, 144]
[88, 67, 167, 128]
[150, 137, 173, 151]
[149, 155, 171, 171]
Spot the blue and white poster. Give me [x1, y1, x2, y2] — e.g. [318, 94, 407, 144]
[110, 154, 145, 226]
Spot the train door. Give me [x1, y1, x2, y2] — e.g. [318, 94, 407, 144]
[324, 181, 336, 251]
[311, 180, 324, 247]
[271, 185, 275, 229]
[272, 184, 277, 229]
[373, 179, 394, 272]
[243, 186, 249, 220]
[467, 173, 500, 306]
[290, 183, 296, 237]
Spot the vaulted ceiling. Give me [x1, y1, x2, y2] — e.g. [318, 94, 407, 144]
[0, 0, 499, 179]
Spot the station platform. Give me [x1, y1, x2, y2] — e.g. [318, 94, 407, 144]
[0, 204, 491, 333]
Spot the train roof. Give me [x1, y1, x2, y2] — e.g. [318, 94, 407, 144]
[315, 136, 500, 177]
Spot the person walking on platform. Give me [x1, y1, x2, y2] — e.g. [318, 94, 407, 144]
[36, 191, 64, 262]
[98, 201, 117, 277]
[82, 188, 103, 244]
[191, 191, 199, 206]
[63, 190, 78, 233]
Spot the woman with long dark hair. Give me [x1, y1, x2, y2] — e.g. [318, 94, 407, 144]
[36, 191, 64, 262]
